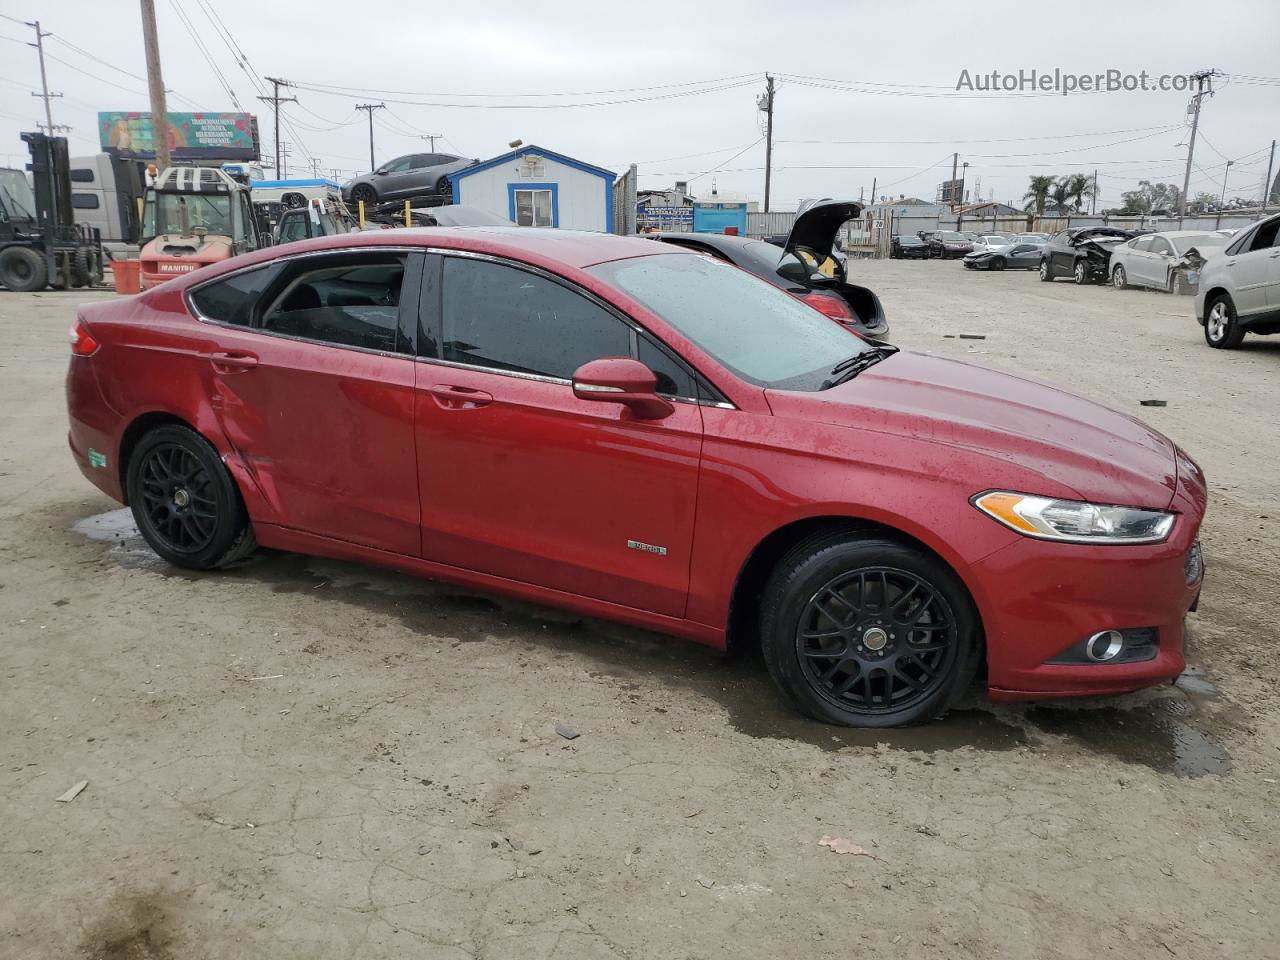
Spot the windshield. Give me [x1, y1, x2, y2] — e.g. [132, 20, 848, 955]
[981, 236, 1006, 245]
[143, 191, 234, 239]
[937, 231, 963, 241]
[0, 169, 36, 220]
[589, 252, 872, 391]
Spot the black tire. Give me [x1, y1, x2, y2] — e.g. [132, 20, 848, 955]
[126, 425, 256, 570]
[759, 534, 980, 727]
[1112, 265, 1128, 289]
[1073, 261, 1088, 285]
[1038, 259, 1053, 281]
[436, 176, 452, 197]
[0, 246, 48, 292]
[1204, 294, 1245, 349]
[991, 257, 1006, 271]
[350, 183, 377, 207]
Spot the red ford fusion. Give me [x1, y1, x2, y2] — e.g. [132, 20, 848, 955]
[65, 228, 1206, 727]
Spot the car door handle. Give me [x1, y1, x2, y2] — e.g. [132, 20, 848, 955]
[209, 351, 258, 373]
[428, 384, 493, 409]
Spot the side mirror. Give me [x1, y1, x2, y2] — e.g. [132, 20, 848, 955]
[571, 357, 673, 420]
[374, 168, 388, 176]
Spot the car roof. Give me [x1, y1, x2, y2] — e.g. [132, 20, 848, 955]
[184, 227, 685, 287]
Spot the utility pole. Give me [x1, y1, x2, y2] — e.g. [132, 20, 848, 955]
[950, 152, 958, 207]
[355, 103, 386, 171]
[138, 0, 172, 171]
[417, 134, 443, 151]
[1220, 159, 1234, 205]
[1261, 139, 1276, 213]
[1179, 68, 1220, 223]
[25, 20, 61, 133]
[258, 77, 298, 175]
[1092, 169, 1098, 214]
[757, 75, 775, 213]
[279, 142, 291, 179]
[869, 177, 876, 208]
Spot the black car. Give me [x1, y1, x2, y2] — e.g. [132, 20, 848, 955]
[653, 200, 888, 339]
[962, 241, 1044, 271]
[926, 230, 974, 259]
[892, 235, 930, 259]
[1039, 227, 1133, 284]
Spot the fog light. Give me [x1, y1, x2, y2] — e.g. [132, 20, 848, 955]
[1085, 630, 1125, 662]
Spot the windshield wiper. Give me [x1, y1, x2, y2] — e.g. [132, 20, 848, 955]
[820, 344, 898, 390]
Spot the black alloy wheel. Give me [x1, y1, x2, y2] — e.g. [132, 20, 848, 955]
[126, 425, 256, 569]
[796, 568, 957, 717]
[991, 257, 1006, 271]
[760, 536, 979, 727]
[350, 183, 377, 207]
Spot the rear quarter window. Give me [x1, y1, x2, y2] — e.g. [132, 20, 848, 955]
[188, 264, 280, 327]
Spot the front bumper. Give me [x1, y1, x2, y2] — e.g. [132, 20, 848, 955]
[970, 519, 1203, 702]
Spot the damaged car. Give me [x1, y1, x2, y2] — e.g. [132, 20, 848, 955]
[1109, 231, 1229, 295]
[654, 200, 888, 339]
[1039, 227, 1133, 284]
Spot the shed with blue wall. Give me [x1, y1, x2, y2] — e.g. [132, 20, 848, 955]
[448, 145, 616, 232]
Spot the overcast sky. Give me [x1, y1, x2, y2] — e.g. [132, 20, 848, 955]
[2, 0, 1277, 210]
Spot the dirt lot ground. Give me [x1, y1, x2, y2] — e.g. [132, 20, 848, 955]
[2, 261, 1278, 959]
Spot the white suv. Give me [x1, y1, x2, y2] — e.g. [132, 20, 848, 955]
[1195, 213, 1280, 348]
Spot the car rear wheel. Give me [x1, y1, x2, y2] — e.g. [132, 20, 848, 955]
[1038, 259, 1052, 281]
[1112, 265, 1128, 289]
[126, 425, 256, 570]
[1204, 295, 1245, 349]
[0, 246, 48, 292]
[350, 183, 377, 207]
[759, 534, 979, 727]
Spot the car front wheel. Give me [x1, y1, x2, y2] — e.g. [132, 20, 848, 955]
[1073, 261, 1088, 284]
[759, 534, 980, 727]
[1112, 265, 1128, 289]
[1039, 259, 1052, 281]
[1204, 295, 1245, 349]
[990, 257, 1005, 271]
[126, 425, 257, 569]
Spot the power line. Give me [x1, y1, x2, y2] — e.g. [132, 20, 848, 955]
[285, 72, 762, 99]
[166, 0, 242, 110]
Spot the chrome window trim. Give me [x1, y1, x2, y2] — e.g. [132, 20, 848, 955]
[181, 242, 739, 409]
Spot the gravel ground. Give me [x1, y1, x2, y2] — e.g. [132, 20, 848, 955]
[1, 261, 1277, 959]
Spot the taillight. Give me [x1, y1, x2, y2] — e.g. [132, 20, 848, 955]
[798, 291, 855, 322]
[69, 320, 99, 357]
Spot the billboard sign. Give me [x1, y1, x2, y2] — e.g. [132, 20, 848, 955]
[936, 178, 964, 204]
[98, 112, 260, 161]
[637, 204, 693, 225]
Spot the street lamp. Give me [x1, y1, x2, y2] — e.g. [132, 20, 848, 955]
[1221, 159, 1234, 205]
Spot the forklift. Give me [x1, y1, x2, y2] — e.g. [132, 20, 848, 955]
[0, 132, 104, 292]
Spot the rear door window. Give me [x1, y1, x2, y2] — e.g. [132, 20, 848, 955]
[260, 255, 408, 354]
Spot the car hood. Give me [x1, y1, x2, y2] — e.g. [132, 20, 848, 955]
[765, 351, 1178, 508]
[783, 199, 862, 259]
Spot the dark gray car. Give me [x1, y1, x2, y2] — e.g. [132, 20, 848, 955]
[342, 153, 476, 206]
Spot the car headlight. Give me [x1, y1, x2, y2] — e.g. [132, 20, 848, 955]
[972, 491, 1175, 544]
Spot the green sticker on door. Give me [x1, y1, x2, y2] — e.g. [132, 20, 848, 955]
[87, 448, 107, 468]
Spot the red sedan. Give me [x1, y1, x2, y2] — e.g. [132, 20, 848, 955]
[65, 228, 1206, 727]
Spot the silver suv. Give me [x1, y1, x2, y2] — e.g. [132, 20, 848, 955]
[1195, 212, 1280, 349]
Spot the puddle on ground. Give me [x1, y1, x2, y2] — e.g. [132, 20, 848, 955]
[1024, 698, 1231, 778]
[71, 508, 1230, 772]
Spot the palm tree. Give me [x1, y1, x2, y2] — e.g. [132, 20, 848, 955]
[1049, 180, 1074, 215]
[1063, 173, 1097, 213]
[1022, 175, 1055, 215]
